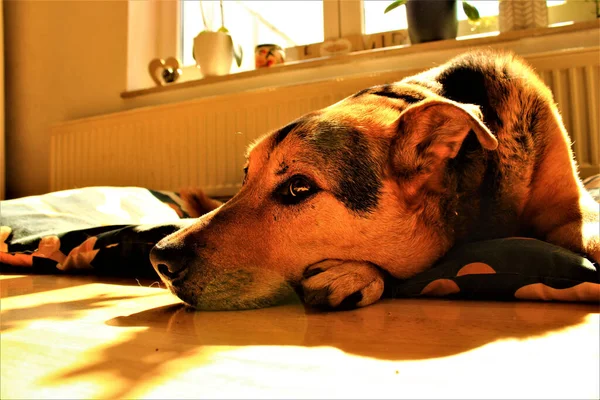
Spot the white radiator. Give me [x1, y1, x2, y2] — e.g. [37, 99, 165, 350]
[50, 47, 600, 197]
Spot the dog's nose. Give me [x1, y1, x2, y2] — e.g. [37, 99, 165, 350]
[150, 242, 190, 281]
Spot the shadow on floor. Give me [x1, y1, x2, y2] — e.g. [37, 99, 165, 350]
[41, 297, 599, 398]
[0, 293, 139, 332]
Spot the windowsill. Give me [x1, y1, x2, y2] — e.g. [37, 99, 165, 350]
[121, 19, 599, 100]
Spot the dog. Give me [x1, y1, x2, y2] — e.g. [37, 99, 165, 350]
[150, 50, 600, 311]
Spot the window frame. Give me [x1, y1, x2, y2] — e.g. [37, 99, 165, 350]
[157, 0, 342, 83]
[283, 0, 596, 63]
[144, 0, 595, 87]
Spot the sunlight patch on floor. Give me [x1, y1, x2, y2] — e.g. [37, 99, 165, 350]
[2, 324, 146, 399]
[0, 274, 26, 281]
[1, 282, 165, 309]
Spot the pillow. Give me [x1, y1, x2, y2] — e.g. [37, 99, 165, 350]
[583, 174, 600, 203]
[386, 238, 599, 302]
[1, 185, 598, 303]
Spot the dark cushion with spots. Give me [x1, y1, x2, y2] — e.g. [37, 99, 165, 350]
[1, 184, 599, 303]
[386, 238, 599, 302]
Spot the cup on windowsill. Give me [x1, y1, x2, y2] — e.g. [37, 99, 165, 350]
[255, 44, 285, 69]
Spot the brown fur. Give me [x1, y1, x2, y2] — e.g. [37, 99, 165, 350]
[179, 187, 223, 218]
[151, 50, 600, 310]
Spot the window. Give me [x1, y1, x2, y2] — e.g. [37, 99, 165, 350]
[181, 1, 326, 71]
[177, 0, 596, 70]
[364, 0, 500, 36]
[363, 0, 595, 38]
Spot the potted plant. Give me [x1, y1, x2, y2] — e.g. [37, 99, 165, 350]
[193, 0, 243, 77]
[385, 0, 480, 44]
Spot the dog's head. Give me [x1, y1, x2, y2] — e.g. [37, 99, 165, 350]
[150, 83, 497, 310]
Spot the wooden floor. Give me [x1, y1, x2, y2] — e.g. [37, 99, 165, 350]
[1, 273, 599, 399]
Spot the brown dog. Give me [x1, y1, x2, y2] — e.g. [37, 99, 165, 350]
[150, 50, 600, 311]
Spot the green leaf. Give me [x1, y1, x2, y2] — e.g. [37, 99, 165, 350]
[233, 43, 243, 67]
[218, 26, 229, 33]
[384, 0, 407, 14]
[462, 1, 480, 22]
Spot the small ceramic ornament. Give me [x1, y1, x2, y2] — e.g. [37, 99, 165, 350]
[148, 57, 182, 86]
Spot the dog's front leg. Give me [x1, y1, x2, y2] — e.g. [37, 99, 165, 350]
[543, 193, 600, 264]
[301, 260, 384, 310]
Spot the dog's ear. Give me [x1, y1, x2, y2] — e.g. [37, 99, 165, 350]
[391, 99, 497, 196]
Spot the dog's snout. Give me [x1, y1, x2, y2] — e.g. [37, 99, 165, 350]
[157, 262, 186, 280]
[150, 242, 190, 281]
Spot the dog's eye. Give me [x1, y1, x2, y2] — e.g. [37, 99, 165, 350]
[274, 176, 318, 205]
[289, 177, 311, 197]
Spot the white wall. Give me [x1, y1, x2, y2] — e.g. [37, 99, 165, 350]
[4, 0, 128, 198]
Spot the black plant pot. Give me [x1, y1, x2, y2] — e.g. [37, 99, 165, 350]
[406, 0, 458, 44]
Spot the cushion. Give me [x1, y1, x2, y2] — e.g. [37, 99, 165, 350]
[386, 238, 599, 302]
[1, 182, 599, 303]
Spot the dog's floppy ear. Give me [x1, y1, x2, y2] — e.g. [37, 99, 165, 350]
[391, 99, 498, 195]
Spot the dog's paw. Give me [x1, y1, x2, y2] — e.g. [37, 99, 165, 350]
[301, 260, 384, 310]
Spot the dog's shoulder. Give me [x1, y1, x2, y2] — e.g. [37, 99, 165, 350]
[408, 49, 532, 85]
[402, 50, 551, 130]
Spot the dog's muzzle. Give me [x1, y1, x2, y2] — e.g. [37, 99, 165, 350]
[150, 241, 191, 283]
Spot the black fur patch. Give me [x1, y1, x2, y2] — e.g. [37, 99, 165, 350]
[269, 113, 382, 214]
[437, 63, 505, 129]
[337, 290, 363, 310]
[352, 88, 372, 98]
[371, 84, 424, 104]
[526, 97, 544, 141]
[353, 84, 424, 104]
[309, 121, 382, 214]
[303, 268, 324, 279]
[275, 162, 289, 176]
[273, 121, 301, 147]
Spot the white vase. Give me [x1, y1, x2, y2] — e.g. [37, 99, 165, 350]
[193, 31, 233, 77]
[499, 0, 548, 32]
